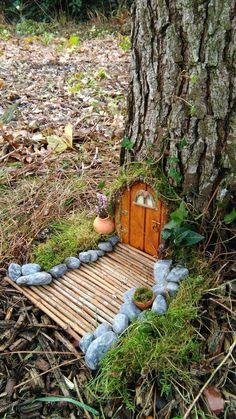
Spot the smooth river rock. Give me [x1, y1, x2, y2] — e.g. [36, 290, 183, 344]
[49, 264, 67, 279]
[96, 250, 105, 257]
[85, 331, 118, 370]
[22, 263, 41, 276]
[79, 333, 95, 354]
[119, 302, 141, 320]
[108, 235, 119, 246]
[154, 260, 172, 284]
[152, 295, 167, 314]
[166, 282, 179, 296]
[87, 250, 98, 262]
[79, 251, 92, 263]
[166, 266, 189, 282]
[152, 281, 167, 296]
[64, 257, 81, 269]
[16, 272, 52, 286]
[123, 287, 137, 302]
[94, 323, 112, 338]
[112, 313, 129, 334]
[8, 263, 22, 281]
[98, 241, 113, 252]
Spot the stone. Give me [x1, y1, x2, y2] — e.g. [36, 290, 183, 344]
[138, 309, 151, 321]
[154, 259, 172, 284]
[112, 313, 129, 334]
[152, 281, 167, 296]
[8, 263, 22, 281]
[96, 250, 105, 257]
[49, 264, 67, 279]
[166, 282, 179, 297]
[119, 302, 141, 320]
[108, 235, 119, 246]
[22, 263, 41, 276]
[79, 252, 92, 263]
[16, 272, 52, 286]
[79, 333, 94, 354]
[152, 295, 167, 314]
[87, 250, 98, 262]
[85, 331, 118, 370]
[166, 266, 189, 282]
[64, 257, 81, 269]
[94, 323, 112, 338]
[98, 241, 113, 252]
[123, 287, 137, 302]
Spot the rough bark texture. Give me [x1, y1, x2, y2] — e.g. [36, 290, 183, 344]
[121, 0, 236, 209]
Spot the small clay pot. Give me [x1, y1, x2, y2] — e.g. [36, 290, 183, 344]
[93, 215, 115, 235]
[133, 297, 154, 311]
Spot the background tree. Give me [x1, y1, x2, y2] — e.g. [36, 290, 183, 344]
[121, 0, 235, 211]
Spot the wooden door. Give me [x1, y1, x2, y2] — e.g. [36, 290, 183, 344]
[115, 182, 168, 256]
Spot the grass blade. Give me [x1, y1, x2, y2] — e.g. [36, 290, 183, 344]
[35, 396, 99, 416]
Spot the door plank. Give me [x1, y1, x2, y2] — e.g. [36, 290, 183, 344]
[144, 186, 161, 256]
[120, 188, 130, 243]
[129, 183, 146, 250]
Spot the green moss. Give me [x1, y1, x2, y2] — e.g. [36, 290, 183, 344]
[133, 287, 153, 303]
[32, 213, 100, 270]
[88, 274, 210, 406]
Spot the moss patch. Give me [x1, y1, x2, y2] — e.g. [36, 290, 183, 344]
[88, 274, 210, 407]
[32, 212, 100, 270]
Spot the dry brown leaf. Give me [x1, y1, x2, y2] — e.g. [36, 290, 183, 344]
[203, 386, 225, 414]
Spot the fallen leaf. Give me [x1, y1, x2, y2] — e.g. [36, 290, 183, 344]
[0, 79, 5, 89]
[64, 123, 73, 148]
[46, 135, 68, 153]
[203, 386, 224, 414]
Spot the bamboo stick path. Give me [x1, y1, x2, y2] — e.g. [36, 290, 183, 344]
[6, 244, 155, 341]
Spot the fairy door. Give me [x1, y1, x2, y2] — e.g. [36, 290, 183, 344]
[115, 182, 168, 256]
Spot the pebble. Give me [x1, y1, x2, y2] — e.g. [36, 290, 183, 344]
[98, 241, 113, 252]
[79, 333, 95, 354]
[85, 331, 118, 370]
[49, 264, 67, 279]
[22, 263, 41, 276]
[16, 272, 52, 286]
[96, 250, 105, 257]
[166, 282, 179, 296]
[154, 259, 172, 284]
[8, 263, 22, 281]
[152, 295, 167, 314]
[152, 282, 167, 296]
[64, 257, 81, 269]
[123, 287, 137, 302]
[108, 235, 119, 246]
[87, 250, 98, 262]
[94, 323, 112, 338]
[166, 266, 189, 282]
[119, 302, 141, 320]
[112, 313, 129, 334]
[79, 251, 92, 263]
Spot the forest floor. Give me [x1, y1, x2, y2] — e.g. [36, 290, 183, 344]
[0, 19, 236, 419]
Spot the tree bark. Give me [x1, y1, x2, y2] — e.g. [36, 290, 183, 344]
[121, 0, 236, 210]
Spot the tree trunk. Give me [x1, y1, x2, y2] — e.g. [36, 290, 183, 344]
[121, 0, 236, 210]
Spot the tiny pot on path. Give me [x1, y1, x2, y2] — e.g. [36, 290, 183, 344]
[132, 287, 154, 310]
[93, 216, 114, 234]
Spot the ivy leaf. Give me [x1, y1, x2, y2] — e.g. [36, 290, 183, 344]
[67, 34, 80, 48]
[223, 209, 236, 224]
[170, 202, 187, 224]
[161, 228, 172, 240]
[182, 230, 204, 246]
[121, 137, 134, 150]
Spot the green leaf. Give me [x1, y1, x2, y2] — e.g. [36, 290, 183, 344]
[170, 202, 187, 223]
[181, 230, 204, 246]
[223, 209, 236, 224]
[161, 229, 172, 240]
[67, 34, 80, 47]
[121, 137, 134, 150]
[97, 180, 106, 190]
[35, 396, 99, 416]
[179, 136, 188, 150]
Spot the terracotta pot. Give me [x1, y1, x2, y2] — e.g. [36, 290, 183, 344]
[133, 296, 154, 311]
[93, 215, 115, 234]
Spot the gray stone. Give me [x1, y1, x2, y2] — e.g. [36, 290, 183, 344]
[119, 302, 141, 320]
[94, 323, 112, 338]
[108, 235, 119, 246]
[123, 287, 137, 302]
[166, 282, 179, 296]
[152, 295, 167, 314]
[112, 313, 129, 334]
[16, 272, 52, 286]
[49, 264, 67, 279]
[154, 260, 172, 284]
[152, 281, 167, 296]
[85, 331, 118, 370]
[166, 266, 189, 282]
[79, 251, 92, 263]
[64, 257, 81, 269]
[22, 263, 41, 276]
[79, 333, 94, 354]
[138, 309, 151, 321]
[8, 263, 22, 281]
[87, 250, 98, 262]
[98, 241, 113, 252]
[96, 250, 105, 257]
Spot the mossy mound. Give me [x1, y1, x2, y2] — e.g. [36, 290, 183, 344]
[133, 287, 153, 303]
[32, 212, 100, 270]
